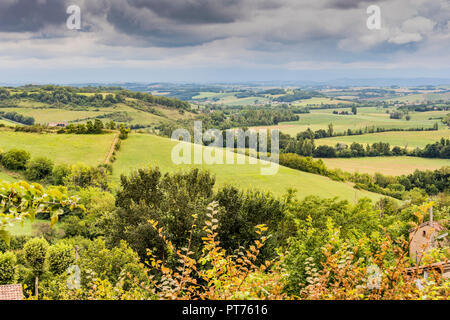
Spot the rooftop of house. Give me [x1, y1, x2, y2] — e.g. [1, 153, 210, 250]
[409, 221, 446, 234]
[0, 284, 23, 300]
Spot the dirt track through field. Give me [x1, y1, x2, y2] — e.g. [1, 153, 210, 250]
[104, 132, 119, 164]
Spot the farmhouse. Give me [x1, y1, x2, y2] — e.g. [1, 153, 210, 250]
[0, 284, 23, 300]
[409, 220, 448, 262]
[48, 121, 68, 127]
[407, 209, 449, 280]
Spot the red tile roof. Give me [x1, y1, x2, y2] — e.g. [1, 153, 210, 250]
[0, 284, 23, 300]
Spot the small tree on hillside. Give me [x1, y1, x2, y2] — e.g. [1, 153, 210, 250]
[23, 238, 49, 298]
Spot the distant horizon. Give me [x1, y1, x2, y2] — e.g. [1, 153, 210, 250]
[3, 77, 450, 88]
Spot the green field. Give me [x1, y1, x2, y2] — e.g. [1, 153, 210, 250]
[111, 133, 384, 202]
[321, 157, 449, 175]
[252, 107, 447, 136]
[316, 129, 450, 149]
[0, 130, 114, 165]
[291, 97, 353, 106]
[1, 97, 195, 126]
[384, 92, 450, 103]
[191, 92, 352, 107]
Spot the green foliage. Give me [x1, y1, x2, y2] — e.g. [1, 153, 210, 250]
[0, 180, 82, 244]
[78, 238, 147, 291]
[0, 251, 17, 284]
[65, 119, 105, 134]
[118, 123, 130, 139]
[47, 243, 75, 275]
[107, 167, 215, 260]
[50, 164, 71, 185]
[23, 238, 49, 275]
[215, 186, 286, 260]
[282, 196, 383, 293]
[1, 148, 30, 170]
[61, 187, 115, 239]
[25, 157, 54, 181]
[64, 163, 110, 190]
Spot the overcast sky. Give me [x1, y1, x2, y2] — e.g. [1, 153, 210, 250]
[0, 0, 449, 83]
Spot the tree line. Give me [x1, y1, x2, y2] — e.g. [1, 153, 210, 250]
[0, 111, 35, 125]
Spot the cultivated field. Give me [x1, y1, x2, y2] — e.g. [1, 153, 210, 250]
[321, 156, 449, 175]
[252, 107, 447, 136]
[291, 97, 353, 106]
[316, 129, 450, 149]
[383, 92, 450, 103]
[111, 133, 383, 202]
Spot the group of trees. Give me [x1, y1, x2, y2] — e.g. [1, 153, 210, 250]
[1, 167, 448, 299]
[353, 167, 450, 198]
[419, 138, 450, 158]
[281, 124, 438, 144]
[273, 89, 324, 102]
[121, 90, 191, 110]
[63, 119, 105, 134]
[279, 127, 449, 159]
[0, 85, 192, 113]
[0, 111, 35, 125]
[443, 114, 450, 127]
[277, 152, 449, 199]
[17, 88, 123, 108]
[196, 108, 299, 130]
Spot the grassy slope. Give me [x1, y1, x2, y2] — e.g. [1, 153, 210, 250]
[316, 129, 450, 149]
[0, 170, 19, 182]
[321, 157, 449, 176]
[112, 134, 383, 202]
[0, 130, 114, 165]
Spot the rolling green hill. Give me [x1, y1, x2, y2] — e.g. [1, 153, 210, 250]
[1, 86, 196, 128]
[111, 133, 384, 202]
[0, 130, 115, 165]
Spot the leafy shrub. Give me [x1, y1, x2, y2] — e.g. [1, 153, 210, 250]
[47, 243, 75, 275]
[1, 148, 30, 170]
[50, 164, 71, 185]
[25, 157, 54, 181]
[64, 163, 109, 190]
[0, 251, 17, 284]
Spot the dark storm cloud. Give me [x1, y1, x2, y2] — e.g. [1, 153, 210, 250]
[326, 0, 384, 9]
[0, 0, 69, 32]
[100, 0, 282, 46]
[128, 0, 244, 24]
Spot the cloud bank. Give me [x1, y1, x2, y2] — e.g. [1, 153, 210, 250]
[0, 0, 449, 82]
